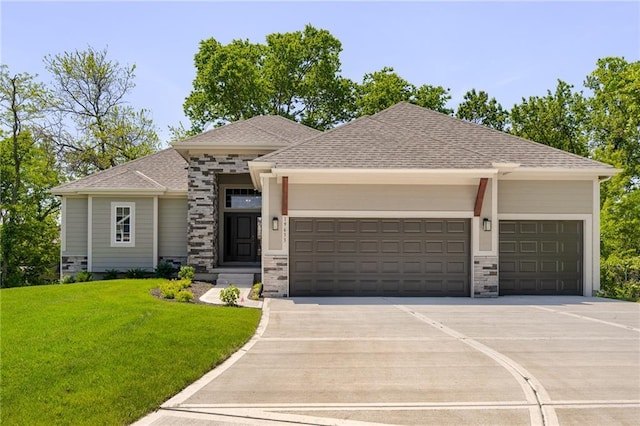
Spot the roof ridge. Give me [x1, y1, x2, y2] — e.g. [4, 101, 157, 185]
[134, 170, 166, 189]
[244, 117, 303, 144]
[256, 116, 372, 162]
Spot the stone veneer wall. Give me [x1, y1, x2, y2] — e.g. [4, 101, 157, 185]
[61, 255, 88, 276]
[262, 255, 289, 297]
[187, 154, 257, 273]
[159, 256, 188, 270]
[473, 256, 499, 297]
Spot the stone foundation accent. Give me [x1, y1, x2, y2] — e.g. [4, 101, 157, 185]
[262, 255, 289, 297]
[473, 256, 499, 297]
[61, 255, 88, 275]
[187, 154, 257, 273]
[158, 256, 187, 270]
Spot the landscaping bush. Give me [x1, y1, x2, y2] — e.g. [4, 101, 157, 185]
[126, 268, 148, 279]
[60, 275, 76, 284]
[220, 284, 240, 306]
[178, 265, 195, 281]
[103, 269, 119, 280]
[599, 254, 640, 302]
[160, 282, 178, 299]
[75, 271, 94, 283]
[250, 282, 263, 300]
[176, 289, 195, 303]
[155, 262, 175, 279]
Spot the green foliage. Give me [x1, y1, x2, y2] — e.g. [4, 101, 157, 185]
[1, 66, 61, 288]
[60, 275, 76, 284]
[125, 268, 148, 279]
[103, 269, 119, 280]
[184, 25, 355, 131]
[44, 46, 158, 176]
[176, 289, 195, 303]
[456, 89, 508, 131]
[155, 262, 175, 279]
[509, 79, 589, 156]
[220, 284, 241, 306]
[75, 271, 94, 283]
[178, 265, 195, 281]
[251, 282, 263, 300]
[598, 254, 640, 301]
[0, 279, 261, 425]
[159, 278, 192, 301]
[355, 67, 451, 117]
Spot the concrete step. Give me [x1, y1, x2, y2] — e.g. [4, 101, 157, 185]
[216, 273, 254, 287]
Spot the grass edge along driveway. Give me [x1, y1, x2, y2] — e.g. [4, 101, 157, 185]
[0, 279, 261, 425]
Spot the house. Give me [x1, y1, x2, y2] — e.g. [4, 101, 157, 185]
[52, 102, 618, 297]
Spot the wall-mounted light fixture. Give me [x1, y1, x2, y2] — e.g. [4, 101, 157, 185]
[272, 217, 279, 231]
[483, 218, 492, 232]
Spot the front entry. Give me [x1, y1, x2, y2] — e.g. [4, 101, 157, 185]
[224, 212, 261, 263]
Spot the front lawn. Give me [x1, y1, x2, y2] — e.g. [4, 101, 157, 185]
[0, 279, 261, 425]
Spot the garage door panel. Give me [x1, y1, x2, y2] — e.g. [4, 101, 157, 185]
[293, 219, 314, 232]
[316, 220, 335, 232]
[500, 220, 582, 296]
[290, 218, 470, 297]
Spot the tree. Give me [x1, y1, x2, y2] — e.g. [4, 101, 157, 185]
[355, 67, 452, 116]
[184, 25, 355, 132]
[45, 47, 158, 176]
[0, 67, 61, 287]
[456, 89, 508, 131]
[509, 80, 589, 156]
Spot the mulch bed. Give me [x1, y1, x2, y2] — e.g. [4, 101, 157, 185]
[150, 281, 215, 305]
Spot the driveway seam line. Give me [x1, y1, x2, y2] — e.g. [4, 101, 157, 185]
[393, 303, 558, 426]
[160, 299, 271, 408]
[532, 305, 640, 333]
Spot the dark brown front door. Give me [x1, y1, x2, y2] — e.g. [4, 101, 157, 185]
[224, 213, 260, 263]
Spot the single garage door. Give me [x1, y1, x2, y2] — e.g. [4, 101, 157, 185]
[289, 218, 470, 297]
[499, 220, 583, 295]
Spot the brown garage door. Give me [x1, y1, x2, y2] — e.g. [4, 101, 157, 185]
[289, 218, 470, 297]
[499, 220, 583, 295]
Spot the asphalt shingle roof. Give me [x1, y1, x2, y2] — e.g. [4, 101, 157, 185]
[173, 115, 321, 147]
[52, 148, 188, 193]
[258, 102, 616, 170]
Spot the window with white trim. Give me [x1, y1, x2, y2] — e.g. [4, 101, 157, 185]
[111, 202, 135, 247]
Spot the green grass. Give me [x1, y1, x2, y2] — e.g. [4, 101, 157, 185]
[0, 279, 261, 425]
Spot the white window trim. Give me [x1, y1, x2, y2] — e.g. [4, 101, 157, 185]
[110, 202, 136, 247]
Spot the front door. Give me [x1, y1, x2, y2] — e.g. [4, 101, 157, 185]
[224, 212, 260, 263]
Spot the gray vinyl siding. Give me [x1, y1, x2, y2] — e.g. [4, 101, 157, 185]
[91, 197, 154, 271]
[158, 198, 188, 257]
[289, 184, 477, 212]
[63, 197, 87, 255]
[498, 180, 593, 214]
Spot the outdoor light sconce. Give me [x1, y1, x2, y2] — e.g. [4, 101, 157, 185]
[483, 218, 492, 232]
[272, 217, 279, 231]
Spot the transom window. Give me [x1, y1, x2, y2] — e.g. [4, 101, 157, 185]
[225, 188, 261, 209]
[111, 202, 135, 247]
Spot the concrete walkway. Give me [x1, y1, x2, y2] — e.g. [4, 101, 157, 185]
[135, 296, 640, 425]
[199, 282, 262, 309]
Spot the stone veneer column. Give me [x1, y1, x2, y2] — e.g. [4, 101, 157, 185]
[187, 153, 257, 274]
[473, 256, 499, 297]
[262, 255, 289, 297]
[61, 255, 88, 276]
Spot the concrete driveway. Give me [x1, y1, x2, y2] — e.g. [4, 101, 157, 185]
[137, 296, 640, 425]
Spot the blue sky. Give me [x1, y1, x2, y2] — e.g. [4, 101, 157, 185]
[2, 1, 638, 143]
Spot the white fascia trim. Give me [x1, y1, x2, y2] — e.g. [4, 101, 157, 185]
[248, 162, 274, 190]
[153, 196, 158, 269]
[275, 168, 498, 177]
[498, 213, 593, 297]
[288, 210, 474, 218]
[498, 168, 621, 180]
[87, 196, 93, 272]
[60, 197, 67, 253]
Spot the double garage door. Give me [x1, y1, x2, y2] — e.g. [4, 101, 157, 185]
[289, 218, 583, 297]
[289, 218, 470, 297]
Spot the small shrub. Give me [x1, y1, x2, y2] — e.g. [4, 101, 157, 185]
[220, 284, 240, 307]
[60, 275, 76, 284]
[155, 262, 175, 279]
[126, 268, 148, 279]
[160, 282, 178, 299]
[176, 289, 194, 303]
[251, 282, 263, 300]
[175, 278, 191, 290]
[75, 271, 94, 283]
[103, 269, 119, 280]
[178, 265, 195, 281]
[599, 254, 640, 302]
